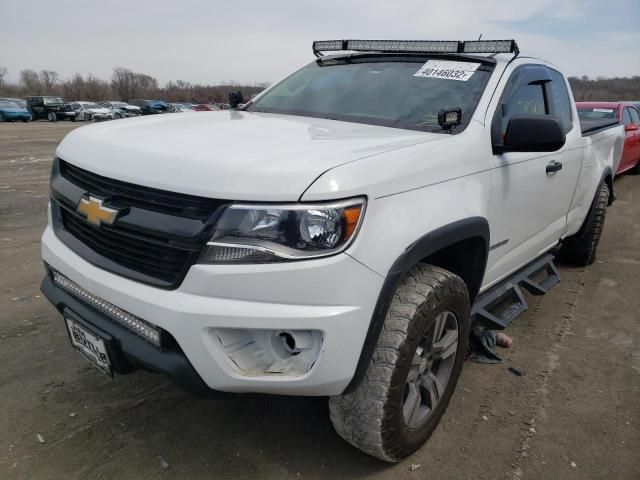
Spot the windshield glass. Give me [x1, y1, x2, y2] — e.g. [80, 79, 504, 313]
[247, 57, 493, 132]
[111, 102, 126, 107]
[43, 97, 64, 105]
[83, 103, 101, 109]
[0, 101, 19, 108]
[577, 107, 618, 120]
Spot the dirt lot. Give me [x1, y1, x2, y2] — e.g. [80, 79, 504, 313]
[1, 122, 639, 480]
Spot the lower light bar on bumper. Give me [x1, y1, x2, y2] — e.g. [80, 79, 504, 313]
[52, 271, 162, 347]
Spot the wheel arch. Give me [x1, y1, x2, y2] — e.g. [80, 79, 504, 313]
[603, 166, 614, 205]
[343, 217, 489, 394]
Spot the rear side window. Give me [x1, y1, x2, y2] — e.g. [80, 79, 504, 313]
[629, 107, 640, 125]
[547, 69, 573, 132]
[622, 108, 632, 125]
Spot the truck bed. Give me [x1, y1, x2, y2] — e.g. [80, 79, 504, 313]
[580, 117, 620, 136]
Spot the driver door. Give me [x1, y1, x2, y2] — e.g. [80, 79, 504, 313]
[484, 65, 582, 287]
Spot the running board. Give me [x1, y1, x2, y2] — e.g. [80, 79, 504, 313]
[471, 253, 560, 330]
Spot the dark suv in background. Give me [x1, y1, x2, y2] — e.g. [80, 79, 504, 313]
[128, 99, 168, 115]
[26, 96, 77, 122]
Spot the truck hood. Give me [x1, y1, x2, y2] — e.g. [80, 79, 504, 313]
[56, 111, 446, 201]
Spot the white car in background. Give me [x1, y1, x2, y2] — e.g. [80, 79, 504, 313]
[70, 102, 115, 121]
[99, 101, 142, 118]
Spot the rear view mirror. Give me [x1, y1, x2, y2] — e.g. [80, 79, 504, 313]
[496, 115, 566, 153]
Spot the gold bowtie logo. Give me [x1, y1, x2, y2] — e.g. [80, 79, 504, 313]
[77, 196, 119, 226]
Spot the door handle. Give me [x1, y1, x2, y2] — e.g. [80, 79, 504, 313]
[546, 160, 563, 173]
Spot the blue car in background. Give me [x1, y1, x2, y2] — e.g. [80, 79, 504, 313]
[0, 100, 32, 122]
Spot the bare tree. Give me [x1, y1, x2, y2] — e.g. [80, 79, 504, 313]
[20, 69, 42, 94]
[39, 70, 59, 92]
[111, 67, 136, 100]
[62, 73, 85, 100]
[0, 66, 8, 87]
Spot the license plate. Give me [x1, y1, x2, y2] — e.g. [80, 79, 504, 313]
[66, 318, 112, 375]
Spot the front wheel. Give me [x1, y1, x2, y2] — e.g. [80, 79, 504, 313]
[329, 264, 470, 462]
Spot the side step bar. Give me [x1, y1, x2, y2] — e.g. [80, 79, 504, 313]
[471, 253, 560, 330]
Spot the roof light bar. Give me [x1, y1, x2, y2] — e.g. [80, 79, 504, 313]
[462, 40, 519, 55]
[312, 39, 519, 57]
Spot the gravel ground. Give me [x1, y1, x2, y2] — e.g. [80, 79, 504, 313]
[1, 121, 639, 480]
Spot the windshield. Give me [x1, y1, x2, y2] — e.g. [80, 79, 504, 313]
[43, 97, 64, 105]
[83, 103, 101, 109]
[577, 107, 618, 120]
[111, 102, 126, 107]
[247, 57, 493, 132]
[0, 101, 19, 108]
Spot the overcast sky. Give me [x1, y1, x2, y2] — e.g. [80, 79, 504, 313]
[1, 0, 639, 85]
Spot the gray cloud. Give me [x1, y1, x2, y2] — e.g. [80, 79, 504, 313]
[1, 0, 638, 84]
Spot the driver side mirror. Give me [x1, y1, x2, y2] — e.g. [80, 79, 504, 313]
[625, 123, 639, 132]
[229, 91, 244, 109]
[495, 114, 566, 154]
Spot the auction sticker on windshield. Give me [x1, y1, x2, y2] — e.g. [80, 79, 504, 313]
[414, 60, 481, 81]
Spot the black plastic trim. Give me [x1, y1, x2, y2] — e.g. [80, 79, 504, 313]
[41, 271, 226, 397]
[343, 217, 489, 394]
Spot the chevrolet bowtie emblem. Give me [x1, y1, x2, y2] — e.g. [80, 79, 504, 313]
[77, 196, 119, 226]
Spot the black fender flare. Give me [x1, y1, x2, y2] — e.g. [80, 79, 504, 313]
[601, 166, 615, 205]
[343, 217, 490, 394]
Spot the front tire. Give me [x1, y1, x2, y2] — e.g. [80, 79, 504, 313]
[329, 264, 470, 462]
[558, 182, 609, 266]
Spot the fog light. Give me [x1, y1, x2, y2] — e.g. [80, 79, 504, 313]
[211, 328, 323, 376]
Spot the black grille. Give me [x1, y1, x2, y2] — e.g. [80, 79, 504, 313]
[51, 158, 228, 289]
[61, 209, 194, 284]
[60, 160, 221, 220]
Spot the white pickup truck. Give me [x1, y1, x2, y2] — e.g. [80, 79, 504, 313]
[41, 39, 624, 461]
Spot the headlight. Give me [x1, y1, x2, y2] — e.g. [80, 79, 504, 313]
[198, 198, 366, 264]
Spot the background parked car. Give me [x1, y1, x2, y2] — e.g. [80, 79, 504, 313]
[128, 99, 168, 115]
[99, 101, 142, 118]
[70, 102, 114, 121]
[26, 96, 77, 122]
[577, 102, 640, 174]
[0, 97, 27, 109]
[0, 100, 32, 122]
[166, 103, 192, 113]
[191, 104, 219, 111]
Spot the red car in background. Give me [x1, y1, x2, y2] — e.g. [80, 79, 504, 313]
[577, 102, 640, 175]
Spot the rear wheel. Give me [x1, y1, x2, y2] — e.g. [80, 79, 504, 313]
[329, 264, 470, 462]
[629, 159, 640, 175]
[558, 182, 609, 266]
[47, 111, 57, 122]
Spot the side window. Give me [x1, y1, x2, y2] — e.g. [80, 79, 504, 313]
[622, 108, 632, 125]
[629, 107, 640, 125]
[547, 69, 573, 132]
[491, 66, 548, 145]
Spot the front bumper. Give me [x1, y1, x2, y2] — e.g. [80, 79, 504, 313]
[41, 225, 383, 396]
